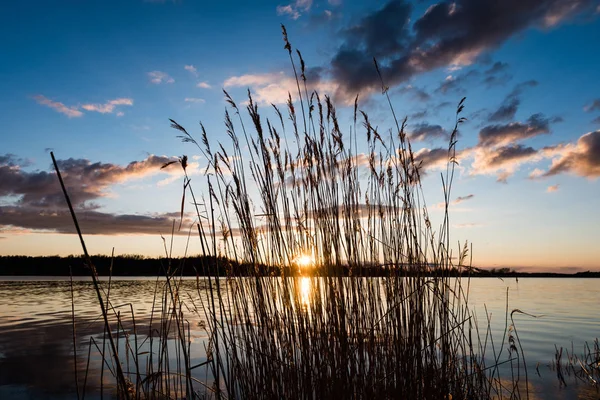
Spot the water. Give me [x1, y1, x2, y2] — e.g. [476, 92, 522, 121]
[0, 277, 598, 399]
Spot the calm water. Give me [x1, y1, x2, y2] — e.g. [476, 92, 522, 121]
[0, 277, 598, 399]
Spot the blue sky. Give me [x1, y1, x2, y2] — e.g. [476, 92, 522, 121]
[1, 0, 599, 271]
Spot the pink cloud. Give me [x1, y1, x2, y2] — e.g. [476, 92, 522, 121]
[196, 81, 211, 89]
[81, 98, 133, 114]
[33, 95, 83, 118]
[148, 70, 174, 84]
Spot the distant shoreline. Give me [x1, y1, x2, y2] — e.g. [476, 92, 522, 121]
[1, 255, 598, 277]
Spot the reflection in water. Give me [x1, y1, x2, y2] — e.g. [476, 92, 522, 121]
[0, 278, 211, 400]
[0, 277, 599, 399]
[300, 277, 311, 307]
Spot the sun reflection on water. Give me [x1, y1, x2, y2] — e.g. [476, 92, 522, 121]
[300, 277, 311, 307]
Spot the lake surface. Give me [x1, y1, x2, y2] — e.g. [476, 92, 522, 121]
[0, 277, 598, 399]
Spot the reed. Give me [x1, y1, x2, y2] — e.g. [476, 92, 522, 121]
[161, 26, 528, 399]
[59, 26, 547, 399]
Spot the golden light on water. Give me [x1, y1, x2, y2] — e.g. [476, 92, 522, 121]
[295, 253, 314, 306]
[300, 277, 311, 306]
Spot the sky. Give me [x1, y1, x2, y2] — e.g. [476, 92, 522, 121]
[1, 0, 599, 272]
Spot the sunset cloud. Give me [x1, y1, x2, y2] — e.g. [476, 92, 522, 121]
[435, 71, 479, 94]
[0, 154, 190, 235]
[538, 130, 600, 178]
[148, 70, 174, 84]
[277, 0, 313, 20]
[408, 123, 448, 142]
[32, 95, 83, 118]
[584, 99, 600, 112]
[454, 194, 474, 204]
[484, 61, 510, 76]
[478, 113, 550, 147]
[394, 84, 431, 102]
[547, 184, 560, 192]
[469, 144, 543, 182]
[454, 223, 483, 228]
[184, 97, 205, 103]
[487, 81, 538, 122]
[196, 81, 211, 89]
[0, 207, 188, 236]
[81, 98, 133, 114]
[413, 147, 449, 173]
[224, 72, 341, 105]
[314, 0, 595, 100]
[184, 64, 198, 76]
[0, 154, 177, 210]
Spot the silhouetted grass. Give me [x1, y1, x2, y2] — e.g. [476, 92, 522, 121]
[55, 26, 558, 400]
[157, 26, 531, 399]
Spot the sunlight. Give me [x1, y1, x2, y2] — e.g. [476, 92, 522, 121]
[295, 253, 314, 269]
[300, 277, 311, 307]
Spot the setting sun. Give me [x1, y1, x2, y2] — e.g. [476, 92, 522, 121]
[295, 254, 314, 269]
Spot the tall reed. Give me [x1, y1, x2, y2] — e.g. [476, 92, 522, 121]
[58, 27, 537, 399]
[166, 26, 527, 399]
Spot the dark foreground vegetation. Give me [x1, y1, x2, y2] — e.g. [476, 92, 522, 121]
[35, 27, 599, 399]
[1, 254, 599, 277]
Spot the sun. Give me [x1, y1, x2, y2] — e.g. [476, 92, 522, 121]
[295, 254, 314, 269]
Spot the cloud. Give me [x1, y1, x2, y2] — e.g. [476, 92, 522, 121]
[224, 72, 340, 105]
[408, 123, 448, 142]
[0, 154, 177, 210]
[538, 130, 600, 178]
[479, 113, 550, 147]
[454, 194, 474, 204]
[185, 97, 205, 103]
[454, 223, 482, 228]
[547, 184, 560, 192]
[468, 108, 552, 181]
[184, 65, 198, 77]
[81, 98, 133, 114]
[308, 9, 340, 26]
[593, 116, 600, 124]
[584, 99, 600, 112]
[482, 74, 512, 88]
[277, 0, 313, 20]
[469, 144, 542, 182]
[413, 147, 449, 173]
[0, 154, 194, 235]
[277, 5, 300, 19]
[486, 145, 538, 167]
[484, 61, 509, 75]
[0, 154, 28, 167]
[488, 80, 538, 122]
[395, 85, 431, 102]
[318, 0, 595, 99]
[148, 71, 174, 84]
[435, 101, 452, 110]
[0, 207, 186, 235]
[488, 97, 519, 122]
[196, 81, 212, 89]
[32, 95, 83, 118]
[435, 70, 479, 94]
[410, 110, 428, 119]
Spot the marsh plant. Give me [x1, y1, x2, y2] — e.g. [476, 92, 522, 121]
[159, 27, 533, 399]
[59, 27, 551, 399]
